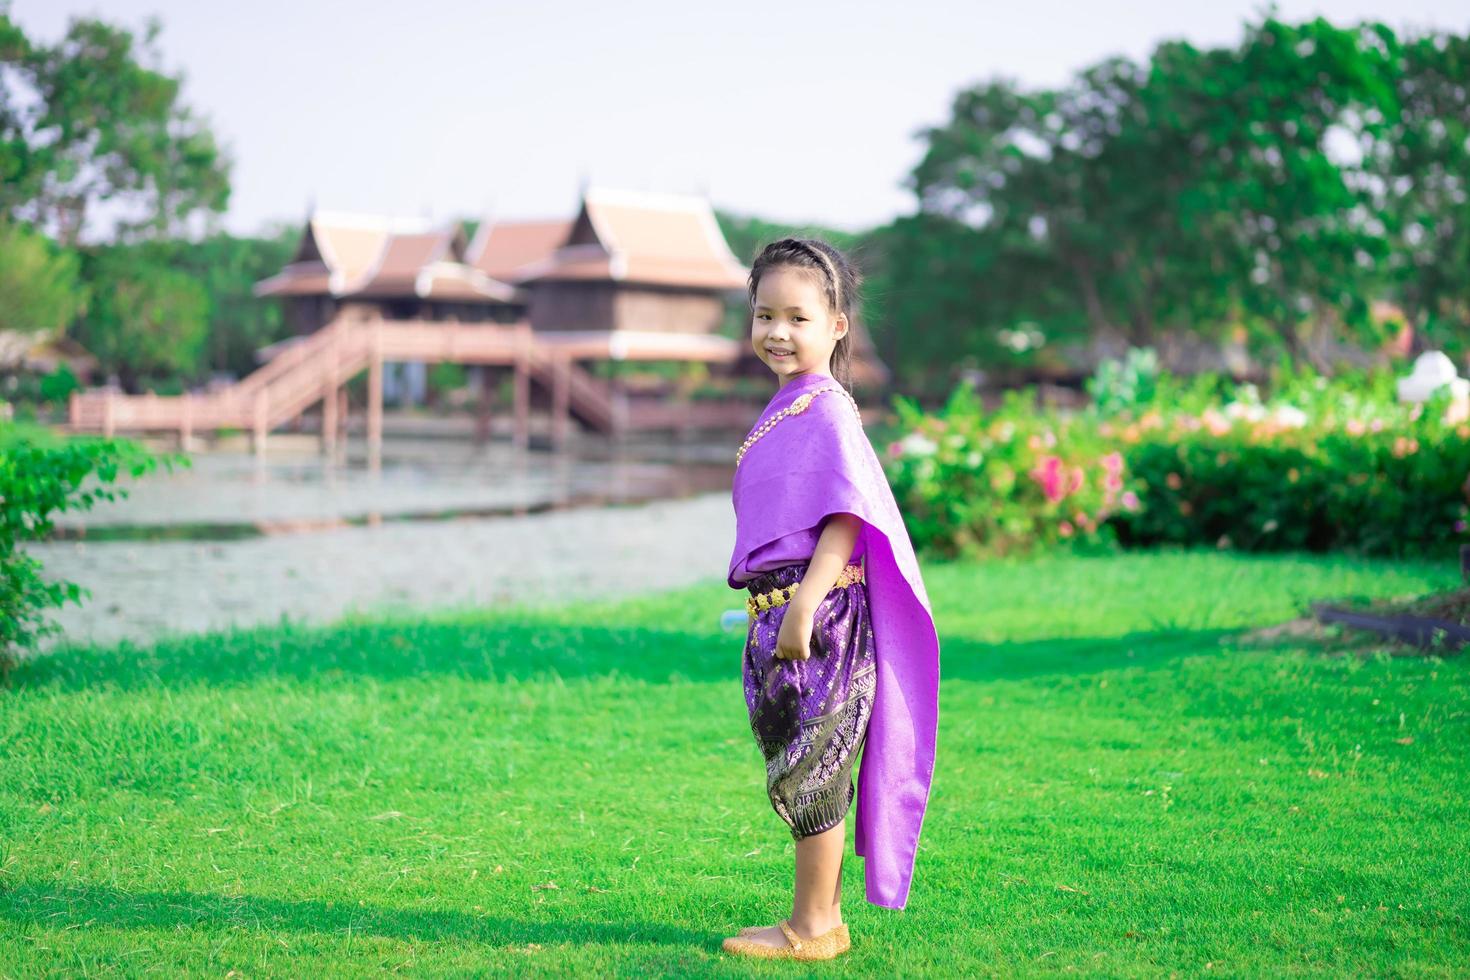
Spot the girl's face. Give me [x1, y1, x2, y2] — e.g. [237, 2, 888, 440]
[750, 264, 848, 387]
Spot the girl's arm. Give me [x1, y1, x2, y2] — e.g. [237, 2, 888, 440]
[788, 512, 862, 620]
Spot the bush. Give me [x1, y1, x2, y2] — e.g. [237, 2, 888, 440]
[428, 361, 468, 395]
[1111, 388, 1470, 558]
[880, 357, 1470, 561]
[1086, 345, 1161, 416]
[39, 364, 81, 405]
[885, 382, 1145, 559]
[0, 434, 186, 681]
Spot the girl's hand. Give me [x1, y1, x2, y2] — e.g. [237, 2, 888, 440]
[775, 602, 817, 660]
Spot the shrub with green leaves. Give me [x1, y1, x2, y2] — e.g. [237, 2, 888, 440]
[0, 435, 183, 680]
[1085, 345, 1162, 417]
[881, 358, 1470, 560]
[885, 382, 1146, 559]
[1110, 384, 1470, 558]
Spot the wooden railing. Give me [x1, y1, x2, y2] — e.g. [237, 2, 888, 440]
[67, 315, 621, 438]
[524, 345, 617, 432]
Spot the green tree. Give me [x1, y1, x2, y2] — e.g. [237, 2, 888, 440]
[1376, 29, 1470, 354]
[172, 226, 297, 378]
[0, 4, 230, 245]
[0, 218, 83, 341]
[74, 243, 208, 389]
[860, 211, 1057, 396]
[892, 14, 1412, 384]
[1151, 18, 1401, 361]
[0, 7, 37, 202]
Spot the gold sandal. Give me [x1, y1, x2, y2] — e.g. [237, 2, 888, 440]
[722, 919, 850, 961]
[738, 920, 847, 938]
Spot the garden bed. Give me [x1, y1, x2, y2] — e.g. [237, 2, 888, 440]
[1240, 585, 1470, 657]
[1312, 586, 1470, 654]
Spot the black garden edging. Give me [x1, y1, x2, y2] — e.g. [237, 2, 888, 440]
[1304, 544, 1470, 654]
[1311, 602, 1470, 652]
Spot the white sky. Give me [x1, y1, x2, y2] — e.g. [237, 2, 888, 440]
[11, 0, 1470, 238]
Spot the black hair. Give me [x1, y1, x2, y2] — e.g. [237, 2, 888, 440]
[747, 237, 861, 391]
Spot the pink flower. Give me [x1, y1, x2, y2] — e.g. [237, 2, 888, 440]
[1105, 472, 1123, 491]
[1058, 520, 1074, 537]
[1122, 490, 1141, 511]
[1029, 455, 1066, 503]
[1068, 465, 1085, 494]
[1457, 520, 1468, 534]
[1102, 451, 1124, 474]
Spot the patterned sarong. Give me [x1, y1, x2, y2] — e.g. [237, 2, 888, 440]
[742, 560, 877, 839]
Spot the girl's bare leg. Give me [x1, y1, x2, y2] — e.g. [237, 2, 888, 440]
[832, 852, 843, 922]
[790, 818, 845, 936]
[740, 818, 846, 947]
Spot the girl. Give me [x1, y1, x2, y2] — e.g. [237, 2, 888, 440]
[721, 238, 941, 962]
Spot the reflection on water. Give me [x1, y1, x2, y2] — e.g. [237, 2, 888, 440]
[51, 432, 739, 542]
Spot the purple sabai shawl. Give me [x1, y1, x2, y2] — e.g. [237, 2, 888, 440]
[727, 370, 940, 910]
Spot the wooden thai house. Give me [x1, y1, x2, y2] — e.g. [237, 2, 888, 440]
[496, 186, 748, 335]
[254, 212, 523, 333]
[67, 186, 894, 464]
[469, 186, 890, 389]
[254, 189, 889, 391]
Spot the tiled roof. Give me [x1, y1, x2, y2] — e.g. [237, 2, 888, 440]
[355, 230, 454, 292]
[258, 189, 750, 300]
[514, 187, 749, 290]
[465, 219, 574, 284]
[254, 211, 518, 302]
[252, 261, 334, 297]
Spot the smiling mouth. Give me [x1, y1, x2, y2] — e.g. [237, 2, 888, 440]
[766, 348, 794, 358]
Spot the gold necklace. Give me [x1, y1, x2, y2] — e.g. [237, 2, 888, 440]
[735, 384, 863, 465]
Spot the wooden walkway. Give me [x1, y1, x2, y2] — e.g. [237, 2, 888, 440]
[67, 314, 750, 469]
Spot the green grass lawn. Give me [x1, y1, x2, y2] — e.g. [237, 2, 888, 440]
[2, 549, 1467, 976]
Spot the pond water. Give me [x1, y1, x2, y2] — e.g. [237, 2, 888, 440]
[25, 428, 746, 653]
[53, 430, 739, 539]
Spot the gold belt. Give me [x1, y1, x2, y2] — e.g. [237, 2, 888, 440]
[746, 561, 865, 617]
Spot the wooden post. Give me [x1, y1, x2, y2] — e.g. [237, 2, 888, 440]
[68, 389, 79, 430]
[611, 375, 629, 441]
[322, 330, 338, 458]
[473, 365, 493, 445]
[674, 391, 690, 443]
[338, 386, 349, 453]
[252, 389, 268, 462]
[368, 319, 383, 473]
[551, 354, 570, 450]
[513, 348, 529, 452]
[181, 395, 193, 451]
[143, 390, 157, 441]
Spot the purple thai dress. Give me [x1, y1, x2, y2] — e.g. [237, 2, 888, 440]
[728, 371, 941, 911]
[741, 553, 877, 839]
